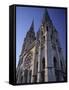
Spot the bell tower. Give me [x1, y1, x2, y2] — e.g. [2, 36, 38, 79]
[37, 9, 65, 82]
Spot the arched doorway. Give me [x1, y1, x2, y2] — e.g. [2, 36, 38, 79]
[28, 70, 32, 83]
[23, 69, 28, 83]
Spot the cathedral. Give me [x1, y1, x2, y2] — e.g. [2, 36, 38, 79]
[16, 9, 66, 84]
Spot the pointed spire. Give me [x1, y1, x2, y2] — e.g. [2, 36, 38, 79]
[45, 8, 50, 20]
[32, 18, 34, 28]
[21, 19, 36, 54]
[29, 19, 35, 38]
[42, 8, 52, 24]
[29, 19, 34, 32]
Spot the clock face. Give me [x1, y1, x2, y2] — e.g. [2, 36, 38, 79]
[24, 52, 33, 69]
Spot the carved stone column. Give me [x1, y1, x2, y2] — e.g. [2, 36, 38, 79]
[31, 47, 36, 83]
[37, 27, 42, 83]
[37, 46, 41, 82]
[44, 29, 48, 82]
[27, 70, 30, 83]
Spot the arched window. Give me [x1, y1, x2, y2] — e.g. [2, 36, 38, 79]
[41, 57, 45, 82]
[43, 36, 45, 43]
[42, 58, 45, 69]
[46, 26, 48, 31]
[36, 61, 38, 75]
[53, 57, 57, 68]
[60, 60, 63, 70]
[33, 61, 38, 83]
[36, 61, 38, 82]
[53, 57, 59, 81]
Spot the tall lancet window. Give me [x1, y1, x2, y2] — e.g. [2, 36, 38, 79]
[46, 26, 48, 31]
[41, 57, 45, 82]
[53, 57, 59, 81]
[33, 61, 38, 83]
[35, 61, 38, 82]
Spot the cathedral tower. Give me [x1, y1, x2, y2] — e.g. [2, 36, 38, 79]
[36, 9, 66, 82]
[16, 9, 66, 84]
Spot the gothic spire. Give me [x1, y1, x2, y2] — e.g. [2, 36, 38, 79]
[29, 19, 34, 32]
[26, 19, 35, 38]
[21, 20, 35, 55]
[42, 8, 52, 25]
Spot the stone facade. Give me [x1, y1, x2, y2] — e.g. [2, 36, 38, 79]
[16, 9, 66, 84]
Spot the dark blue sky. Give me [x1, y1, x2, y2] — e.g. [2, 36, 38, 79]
[16, 6, 66, 67]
